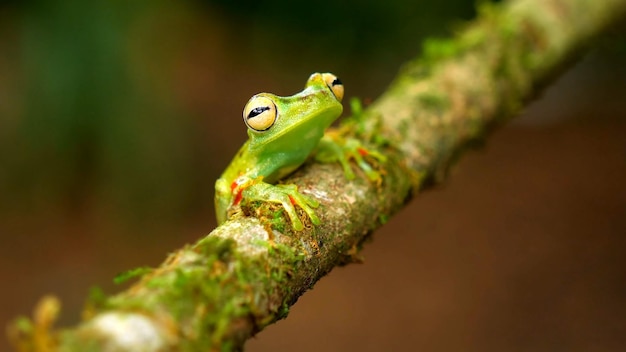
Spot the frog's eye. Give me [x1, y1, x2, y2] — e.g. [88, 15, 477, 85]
[243, 96, 277, 132]
[322, 73, 344, 102]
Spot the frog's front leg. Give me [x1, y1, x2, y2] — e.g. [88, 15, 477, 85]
[246, 183, 320, 231]
[236, 177, 320, 231]
[215, 177, 233, 225]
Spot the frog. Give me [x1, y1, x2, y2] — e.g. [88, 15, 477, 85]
[214, 72, 345, 231]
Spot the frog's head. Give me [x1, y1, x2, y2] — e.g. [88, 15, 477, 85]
[242, 73, 344, 151]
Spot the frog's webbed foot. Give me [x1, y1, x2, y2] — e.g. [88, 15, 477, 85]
[315, 131, 387, 184]
[241, 182, 320, 231]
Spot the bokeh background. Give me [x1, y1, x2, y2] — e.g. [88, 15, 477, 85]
[1, 0, 625, 351]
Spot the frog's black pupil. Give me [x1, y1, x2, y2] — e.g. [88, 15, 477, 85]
[332, 78, 342, 86]
[248, 106, 270, 119]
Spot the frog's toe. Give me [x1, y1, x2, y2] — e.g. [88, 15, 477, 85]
[275, 184, 320, 229]
[283, 187, 320, 223]
[358, 160, 383, 183]
[280, 200, 304, 231]
[336, 158, 356, 180]
[364, 148, 387, 163]
[318, 135, 386, 183]
[293, 194, 321, 226]
[351, 145, 386, 184]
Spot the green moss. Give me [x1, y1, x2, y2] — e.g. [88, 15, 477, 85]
[11, 316, 33, 334]
[476, 0, 500, 20]
[422, 37, 463, 63]
[73, 171, 366, 350]
[113, 266, 153, 285]
[268, 207, 287, 232]
[116, 233, 306, 348]
[95, 237, 251, 348]
[195, 235, 236, 260]
[240, 199, 290, 232]
[349, 97, 364, 120]
[143, 275, 166, 289]
[417, 92, 450, 114]
[414, 2, 504, 72]
[85, 286, 109, 312]
[59, 330, 103, 352]
[398, 119, 410, 138]
[273, 241, 305, 264]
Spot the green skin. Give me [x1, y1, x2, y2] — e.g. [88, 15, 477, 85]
[215, 73, 343, 231]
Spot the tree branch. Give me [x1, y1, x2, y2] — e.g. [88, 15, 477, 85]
[9, 0, 626, 350]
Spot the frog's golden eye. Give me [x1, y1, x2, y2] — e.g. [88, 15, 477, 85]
[322, 73, 344, 102]
[243, 96, 277, 132]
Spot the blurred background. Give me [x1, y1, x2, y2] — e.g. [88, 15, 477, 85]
[1, 0, 625, 351]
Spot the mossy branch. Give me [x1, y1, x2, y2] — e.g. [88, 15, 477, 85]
[9, 0, 626, 350]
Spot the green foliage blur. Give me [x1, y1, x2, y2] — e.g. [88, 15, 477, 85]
[0, 0, 478, 226]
